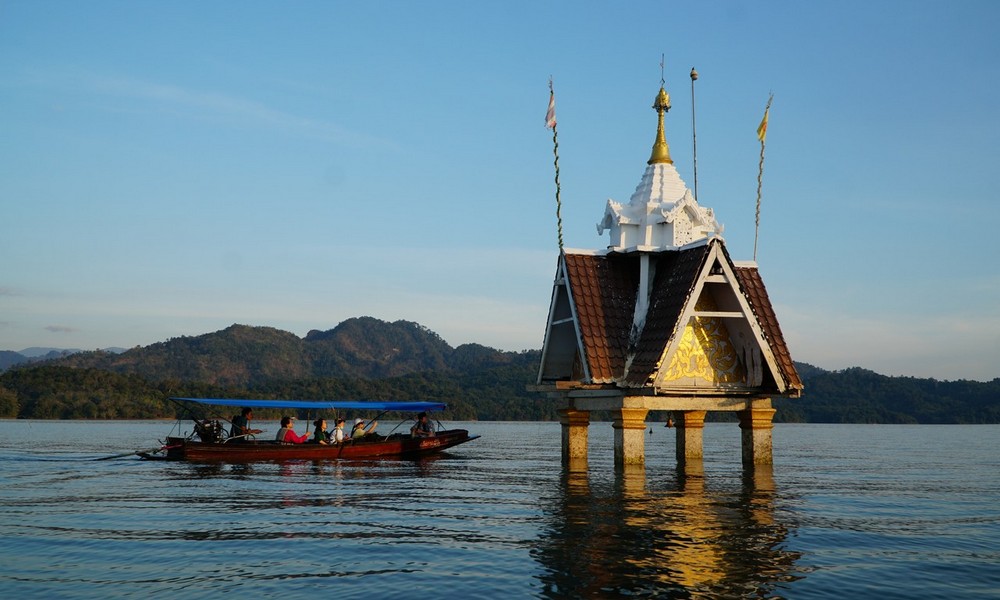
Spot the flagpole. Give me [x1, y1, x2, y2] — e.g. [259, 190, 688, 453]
[690, 67, 699, 201]
[546, 78, 564, 253]
[753, 93, 773, 262]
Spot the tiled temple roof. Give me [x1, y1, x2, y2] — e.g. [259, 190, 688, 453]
[733, 265, 804, 393]
[557, 239, 802, 395]
[562, 252, 638, 384]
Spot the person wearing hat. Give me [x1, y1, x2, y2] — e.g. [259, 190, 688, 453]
[350, 417, 378, 439]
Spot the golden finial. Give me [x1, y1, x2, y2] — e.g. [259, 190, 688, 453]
[648, 85, 673, 165]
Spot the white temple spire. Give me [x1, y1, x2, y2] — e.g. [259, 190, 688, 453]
[597, 84, 722, 252]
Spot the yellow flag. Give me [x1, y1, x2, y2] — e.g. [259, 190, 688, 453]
[756, 107, 769, 143]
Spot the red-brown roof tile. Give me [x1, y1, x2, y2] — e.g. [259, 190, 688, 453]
[733, 265, 804, 394]
[563, 253, 638, 384]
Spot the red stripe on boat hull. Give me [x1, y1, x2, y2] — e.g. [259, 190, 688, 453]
[152, 429, 478, 462]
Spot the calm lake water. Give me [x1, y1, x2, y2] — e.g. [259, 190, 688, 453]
[1, 420, 998, 599]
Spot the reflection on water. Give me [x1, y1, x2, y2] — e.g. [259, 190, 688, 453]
[157, 455, 462, 539]
[2, 421, 997, 598]
[534, 461, 801, 598]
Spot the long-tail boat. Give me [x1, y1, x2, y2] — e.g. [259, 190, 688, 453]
[139, 397, 479, 462]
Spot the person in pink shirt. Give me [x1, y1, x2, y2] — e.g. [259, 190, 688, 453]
[275, 416, 310, 444]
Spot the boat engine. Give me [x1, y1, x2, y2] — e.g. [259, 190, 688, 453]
[194, 419, 225, 443]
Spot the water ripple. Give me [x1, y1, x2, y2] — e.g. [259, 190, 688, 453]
[1, 421, 999, 598]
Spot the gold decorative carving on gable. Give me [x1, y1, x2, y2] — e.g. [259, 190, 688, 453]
[660, 293, 746, 385]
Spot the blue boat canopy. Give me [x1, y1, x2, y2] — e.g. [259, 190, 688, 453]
[170, 397, 447, 412]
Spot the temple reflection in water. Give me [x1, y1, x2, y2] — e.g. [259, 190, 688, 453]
[532, 461, 801, 597]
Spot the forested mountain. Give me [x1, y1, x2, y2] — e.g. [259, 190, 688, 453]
[0, 351, 24, 371]
[38, 318, 536, 386]
[774, 366, 1000, 424]
[0, 348, 82, 371]
[1, 317, 997, 422]
[0, 318, 543, 420]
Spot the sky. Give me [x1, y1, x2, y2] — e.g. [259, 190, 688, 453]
[2, 1, 998, 381]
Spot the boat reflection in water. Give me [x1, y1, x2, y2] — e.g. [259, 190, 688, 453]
[532, 460, 801, 597]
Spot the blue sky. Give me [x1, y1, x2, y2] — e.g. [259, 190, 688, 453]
[2, 1, 998, 381]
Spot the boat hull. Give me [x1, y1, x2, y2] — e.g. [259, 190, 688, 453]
[148, 429, 478, 462]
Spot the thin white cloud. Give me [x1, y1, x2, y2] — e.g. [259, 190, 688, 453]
[23, 67, 395, 150]
[44, 325, 78, 334]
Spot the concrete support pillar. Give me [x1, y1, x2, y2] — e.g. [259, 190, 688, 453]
[559, 408, 590, 465]
[675, 410, 707, 463]
[613, 407, 649, 466]
[738, 407, 776, 466]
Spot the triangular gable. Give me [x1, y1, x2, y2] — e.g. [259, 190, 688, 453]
[537, 255, 589, 383]
[630, 239, 796, 394]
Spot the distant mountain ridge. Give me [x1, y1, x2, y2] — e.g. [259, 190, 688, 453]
[3, 317, 998, 423]
[0, 347, 123, 371]
[7, 319, 992, 386]
[25, 317, 538, 386]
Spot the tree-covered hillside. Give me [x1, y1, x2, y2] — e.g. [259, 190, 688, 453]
[774, 366, 1000, 424]
[42, 318, 535, 386]
[2, 318, 997, 422]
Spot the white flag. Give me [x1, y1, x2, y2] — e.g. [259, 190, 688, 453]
[545, 90, 556, 129]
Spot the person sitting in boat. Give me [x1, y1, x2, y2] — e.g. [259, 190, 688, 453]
[410, 412, 435, 438]
[350, 417, 378, 439]
[275, 416, 310, 444]
[331, 418, 349, 444]
[230, 407, 263, 439]
[312, 419, 329, 445]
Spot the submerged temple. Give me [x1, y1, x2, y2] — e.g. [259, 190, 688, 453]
[534, 83, 803, 467]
